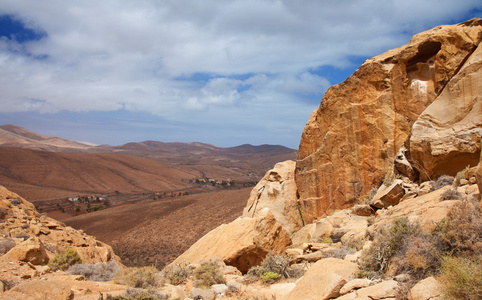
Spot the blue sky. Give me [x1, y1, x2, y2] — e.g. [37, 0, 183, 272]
[0, 1, 481, 148]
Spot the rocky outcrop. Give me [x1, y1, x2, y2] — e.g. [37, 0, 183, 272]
[286, 258, 359, 300]
[171, 208, 291, 273]
[296, 18, 482, 221]
[0, 185, 121, 265]
[410, 31, 482, 180]
[242, 160, 303, 234]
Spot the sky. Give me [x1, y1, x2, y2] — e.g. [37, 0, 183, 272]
[0, 1, 481, 148]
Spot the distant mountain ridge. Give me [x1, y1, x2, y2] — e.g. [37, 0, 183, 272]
[0, 124, 93, 151]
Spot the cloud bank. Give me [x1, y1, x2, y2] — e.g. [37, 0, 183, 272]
[0, 0, 480, 147]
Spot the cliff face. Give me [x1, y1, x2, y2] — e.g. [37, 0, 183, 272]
[295, 18, 482, 222]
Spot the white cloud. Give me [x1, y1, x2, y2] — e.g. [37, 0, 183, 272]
[0, 0, 480, 146]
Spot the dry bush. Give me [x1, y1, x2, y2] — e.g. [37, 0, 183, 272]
[49, 248, 83, 271]
[114, 266, 161, 289]
[440, 188, 463, 201]
[383, 167, 401, 186]
[322, 245, 356, 260]
[106, 288, 169, 300]
[358, 218, 420, 278]
[0, 238, 16, 254]
[431, 175, 454, 190]
[67, 260, 121, 281]
[162, 261, 191, 285]
[192, 262, 225, 288]
[438, 256, 482, 300]
[433, 200, 482, 256]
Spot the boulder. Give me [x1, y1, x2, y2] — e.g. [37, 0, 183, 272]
[370, 179, 405, 209]
[287, 258, 358, 300]
[171, 209, 291, 273]
[407, 276, 443, 300]
[190, 287, 216, 300]
[410, 30, 482, 180]
[3, 237, 49, 265]
[339, 278, 373, 295]
[291, 223, 316, 245]
[295, 19, 482, 221]
[243, 160, 303, 234]
[9, 280, 72, 300]
[356, 280, 399, 299]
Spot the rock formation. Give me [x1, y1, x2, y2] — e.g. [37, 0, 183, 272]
[410, 35, 482, 180]
[171, 208, 291, 273]
[296, 18, 482, 221]
[242, 160, 303, 234]
[0, 185, 120, 265]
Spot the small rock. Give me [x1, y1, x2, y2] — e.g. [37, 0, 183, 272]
[339, 278, 372, 295]
[469, 177, 477, 184]
[356, 280, 399, 299]
[190, 287, 216, 300]
[211, 284, 228, 296]
[459, 179, 469, 186]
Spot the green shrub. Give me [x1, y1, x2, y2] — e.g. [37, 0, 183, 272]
[114, 266, 161, 289]
[67, 260, 121, 281]
[321, 237, 333, 244]
[192, 262, 225, 288]
[247, 254, 305, 283]
[438, 256, 482, 300]
[49, 248, 83, 271]
[260, 271, 282, 284]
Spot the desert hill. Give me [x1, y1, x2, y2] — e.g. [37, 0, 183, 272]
[96, 141, 296, 179]
[0, 124, 93, 151]
[0, 146, 198, 201]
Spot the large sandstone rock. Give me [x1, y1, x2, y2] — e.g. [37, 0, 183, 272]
[410, 28, 482, 180]
[9, 280, 72, 300]
[3, 237, 49, 265]
[286, 258, 358, 300]
[243, 160, 303, 234]
[295, 19, 482, 222]
[171, 208, 291, 273]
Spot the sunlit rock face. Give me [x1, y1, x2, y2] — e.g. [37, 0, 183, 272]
[410, 40, 482, 180]
[296, 18, 482, 222]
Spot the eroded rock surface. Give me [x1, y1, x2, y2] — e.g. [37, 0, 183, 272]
[296, 19, 482, 221]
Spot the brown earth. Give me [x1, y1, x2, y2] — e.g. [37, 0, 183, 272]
[0, 146, 198, 201]
[63, 187, 252, 268]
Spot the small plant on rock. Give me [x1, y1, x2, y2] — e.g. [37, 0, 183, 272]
[114, 266, 161, 289]
[192, 262, 225, 288]
[432, 175, 455, 190]
[382, 167, 401, 187]
[260, 271, 282, 284]
[49, 248, 83, 271]
[247, 254, 305, 284]
[162, 261, 191, 285]
[67, 260, 121, 281]
[440, 187, 463, 201]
